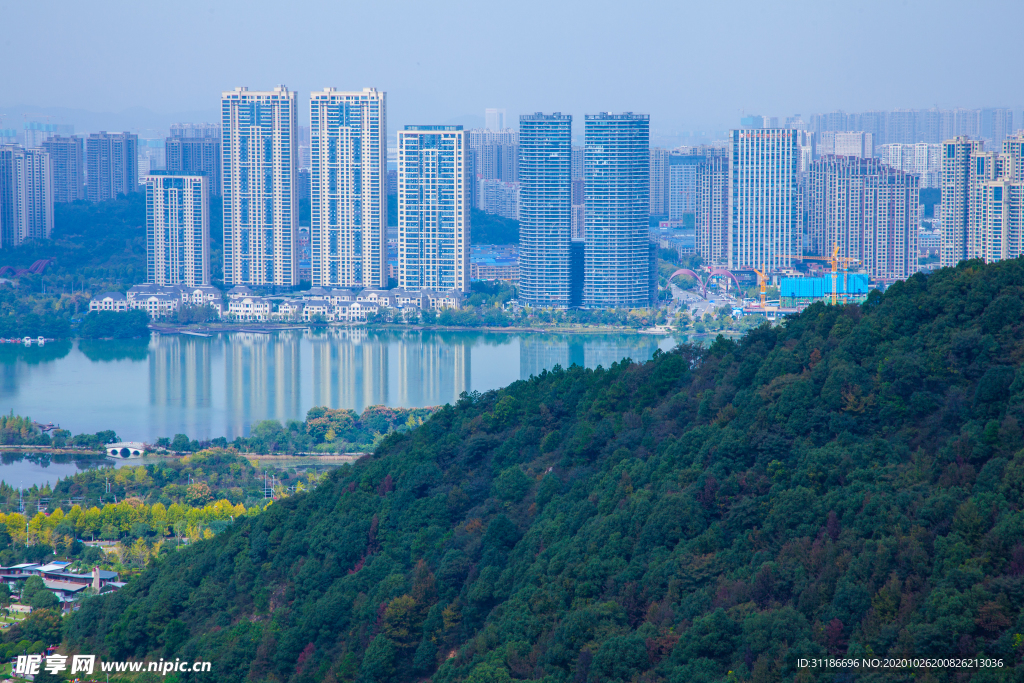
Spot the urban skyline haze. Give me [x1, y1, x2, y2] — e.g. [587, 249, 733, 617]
[1, 0, 1021, 139]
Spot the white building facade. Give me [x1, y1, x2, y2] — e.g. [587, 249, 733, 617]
[940, 136, 983, 268]
[310, 88, 387, 289]
[221, 86, 299, 287]
[146, 174, 210, 287]
[398, 126, 470, 293]
[728, 128, 800, 272]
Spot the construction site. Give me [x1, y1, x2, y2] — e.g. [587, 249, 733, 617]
[668, 244, 880, 319]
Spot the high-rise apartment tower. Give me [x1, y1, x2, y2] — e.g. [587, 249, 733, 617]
[398, 126, 469, 292]
[584, 113, 651, 308]
[146, 174, 210, 286]
[166, 126, 220, 196]
[728, 128, 799, 272]
[41, 135, 84, 203]
[519, 113, 572, 307]
[310, 87, 387, 289]
[940, 136, 983, 268]
[806, 156, 919, 281]
[0, 146, 52, 247]
[221, 86, 299, 287]
[86, 132, 138, 201]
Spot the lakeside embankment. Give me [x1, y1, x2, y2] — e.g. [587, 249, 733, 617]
[0, 446, 367, 462]
[148, 321, 656, 335]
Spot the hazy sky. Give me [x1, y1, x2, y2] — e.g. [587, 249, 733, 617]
[2, 0, 1021, 137]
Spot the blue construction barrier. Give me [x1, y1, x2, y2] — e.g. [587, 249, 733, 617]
[781, 274, 869, 299]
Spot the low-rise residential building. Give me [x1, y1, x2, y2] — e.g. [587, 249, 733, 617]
[227, 286, 272, 321]
[91, 283, 466, 324]
[471, 245, 519, 281]
[132, 292, 181, 318]
[301, 301, 331, 321]
[88, 292, 128, 312]
[89, 283, 225, 319]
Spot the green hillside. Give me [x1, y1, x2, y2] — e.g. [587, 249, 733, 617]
[64, 259, 1024, 683]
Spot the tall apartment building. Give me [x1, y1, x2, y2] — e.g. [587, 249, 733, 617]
[41, 135, 84, 202]
[940, 136, 983, 267]
[966, 136, 1024, 263]
[170, 123, 219, 139]
[309, 87, 387, 289]
[649, 148, 669, 218]
[584, 113, 650, 308]
[86, 132, 138, 201]
[519, 113, 572, 307]
[811, 108, 1014, 146]
[571, 146, 585, 239]
[982, 108, 1014, 145]
[469, 129, 517, 210]
[146, 174, 210, 286]
[805, 156, 919, 281]
[668, 152, 700, 219]
[166, 125, 220, 196]
[398, 125, 469, 293]
[485, 109, 506, 131]
[728, 128, 799, 272]
[796, 130, 815, 173]
[817, 131, 873, 158]
[23, 122, 73, 148]
[877, 143, 943, 188]
[0, 146, 52, 247]
[695, 149, 729, 266]
[221, 86, 299, 287]
[478, 179, 520, 220]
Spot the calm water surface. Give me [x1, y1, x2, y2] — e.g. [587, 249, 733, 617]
[0, 453, 168, 490]
[0, 329, 679, 443]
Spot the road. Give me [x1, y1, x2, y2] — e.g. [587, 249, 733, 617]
[669, 285, 745, 319]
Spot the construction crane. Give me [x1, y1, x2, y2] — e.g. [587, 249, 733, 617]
[826, 244, 861, 305]
[752, 266, 769, 307]
[752, 245, 861, 308]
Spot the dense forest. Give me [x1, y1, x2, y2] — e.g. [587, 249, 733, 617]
[67, 258, 1024, 682]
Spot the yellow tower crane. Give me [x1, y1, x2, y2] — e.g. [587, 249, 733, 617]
[754, 245, 861, 308]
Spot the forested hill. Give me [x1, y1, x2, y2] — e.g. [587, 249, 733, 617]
[66, 259, 1024, 683]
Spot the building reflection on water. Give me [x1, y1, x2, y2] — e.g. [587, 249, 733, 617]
[140, 330, 674, 441]
[519, 334, 662, 380]
[148, 335, 213, 438]
[310, 328, 389, 411]
[224, 331, 303, 437]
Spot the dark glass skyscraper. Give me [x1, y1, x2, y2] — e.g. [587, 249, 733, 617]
[584, 113, 650, 308]
[519, 113, 572, 307]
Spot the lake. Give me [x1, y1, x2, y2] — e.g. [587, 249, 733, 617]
[0, 329, 680, 444]
[0, 452, 163, 490]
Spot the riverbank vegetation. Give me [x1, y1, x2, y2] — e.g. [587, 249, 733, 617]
[78, 309, 150, 339]
[0, 412, 117, 450]
[64, 258, 1024, 682]
[158, 405, 438, 455]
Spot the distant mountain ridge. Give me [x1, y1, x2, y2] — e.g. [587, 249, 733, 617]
[64, 258, 1024, 683]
